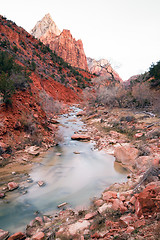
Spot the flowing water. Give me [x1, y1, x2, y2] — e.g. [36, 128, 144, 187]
[0, 106, 128, 233]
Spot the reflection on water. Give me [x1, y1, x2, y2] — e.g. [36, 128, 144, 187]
[0, 106, 128, 233]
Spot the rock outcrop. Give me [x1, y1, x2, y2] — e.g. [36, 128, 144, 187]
[31, 14, 88, 71]
[30, 13, 61, 39]
[87, 57, 122, 82]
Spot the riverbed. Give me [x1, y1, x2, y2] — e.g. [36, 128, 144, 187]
[0, 106, 128, 233]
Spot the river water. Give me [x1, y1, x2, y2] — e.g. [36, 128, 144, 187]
[0, 106, 128, 233]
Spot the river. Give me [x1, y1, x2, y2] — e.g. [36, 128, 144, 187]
[0, 106, 128, 233]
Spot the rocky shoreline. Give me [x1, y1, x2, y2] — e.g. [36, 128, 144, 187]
[0, 106, 160, 240]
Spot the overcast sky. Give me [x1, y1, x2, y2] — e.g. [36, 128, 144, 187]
[1, 0, 160, 80]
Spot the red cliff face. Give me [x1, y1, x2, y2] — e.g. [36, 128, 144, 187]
[31, 14, 88, 71]
[43, 29, 88, 71]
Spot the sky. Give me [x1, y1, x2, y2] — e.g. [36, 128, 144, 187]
[1, 0, 160, 80]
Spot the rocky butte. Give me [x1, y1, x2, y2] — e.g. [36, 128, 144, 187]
[87, 57, 122, 82]
[31, 13, 89, 71]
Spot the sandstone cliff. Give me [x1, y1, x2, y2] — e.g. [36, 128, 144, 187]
[87, 57, 122, 82]
[31, 14, 88, 71]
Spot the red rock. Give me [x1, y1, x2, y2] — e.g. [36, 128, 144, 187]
[71, 134, 90, 141]
[153, 158, 160, 166]
[114, 143, 139, 166]
[91, 232, 101, 238]
[84, 212, 97, 220]
[137, 183, 160, 215]
[0, 142, 8, 152]
[102, 191, 117, 201]
[8, 182, 19, 191]
[0, 193, 5, 198]
[0, 229, 9, 240]
[112, 199, 127, 213]
[35, 217, 44, 226]
[129, 196, 136, 205]
[126, 226, 134, 234]
[98, 203, 112, 214]
[32, 232, 45, 240]
[37, 181, 45, 187]
[134, 219, 145, 228]
[76, 111, 86, 116]
[135, 133, 143, 138]
[8, 232, 26, 240]
[119, 215, 134, 227]
[33, 114, 38, 118]
[94, 199, 104, 207]
[119, 195, 126, 202]
[49, 118, 59, 124]
[135, 199, 143, 217]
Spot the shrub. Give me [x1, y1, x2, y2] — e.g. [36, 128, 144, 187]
[13, 45, 18, 53]
[30, 60, 36, 71]
[39, 90, 62, 117]
[0, 51, 13, 75]
[0, 72, 15, 106]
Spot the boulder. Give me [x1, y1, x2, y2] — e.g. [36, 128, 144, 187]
[135, 198, 143, 217]
[8, 232, 26, 240]
[126, 226, 135, 234]
[49, 118, 59, 124]
[32, 232, 45, 240]
[119, 215, 134, 227]
[84, 212, 97, 220]
[0, 193, 5, 198]
[135, 133, 143, 138]
[98, 203, 112, 214]
[0, 142, 8, 154]
[76, 111, 86, 117]
[25, 146, 40, 156]
[37, 181, 45, 187]
[94, 199, 104, 207]
[71, 134, 90, 141]
[102, 191, 117, 201]
[8, 182, 19, 191]
[112, 199, 127, 213]
[137, 183, 160, 215]
[68, 220, 90, 236]
[114, 143, 139, 166]
[134, 219, 145, 228]
[0, 229, 9, 240]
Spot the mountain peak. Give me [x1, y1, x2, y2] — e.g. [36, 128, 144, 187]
[31, 14, 88, 71]
[30, 13, 61, 39]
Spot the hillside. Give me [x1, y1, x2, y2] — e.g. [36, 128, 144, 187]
[0, 15, 93, 158]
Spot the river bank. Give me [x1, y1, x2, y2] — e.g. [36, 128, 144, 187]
[0, 106, 160, 240]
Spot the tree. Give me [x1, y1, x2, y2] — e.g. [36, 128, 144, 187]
[0, 72, 15, 106]
[149, 61, 160, 88]
[0, 51, 13, 76]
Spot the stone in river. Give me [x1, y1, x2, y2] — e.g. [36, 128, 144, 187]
[71, 134, 90, 141]
[8, 182, 19, 191]
[0, 193, 5, 198]
[8, 232, 26, 240]
[0, 229, 9, 240]
[37, 181, 45, 187]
